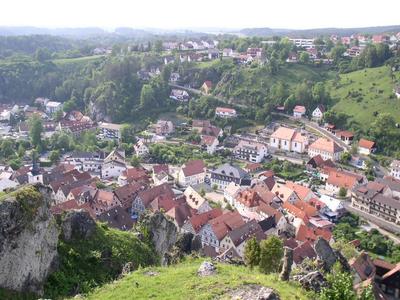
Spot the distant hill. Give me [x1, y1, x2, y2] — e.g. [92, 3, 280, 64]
[240, 25, 400, 37]
[0, 26, 108, 37]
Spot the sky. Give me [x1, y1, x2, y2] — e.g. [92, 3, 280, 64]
[1, 0, 400, 30]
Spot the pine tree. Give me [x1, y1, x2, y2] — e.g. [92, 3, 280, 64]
[244, 237, 260, 269]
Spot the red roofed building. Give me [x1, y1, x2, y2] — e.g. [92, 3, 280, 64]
[200, 135, 219, 154]
[326, 169, 365, 196]
[182, 208, 223, 234]
[178, 160, 206, 187]
[215, 107, 237, 118]
[308, 138, 344, 161]
[200, 211, 245, 250]
[358, 138, 376, 155]
[293, 105, 306, 118]
[293, 241, 316, 266]
[335, 130, 354, 145]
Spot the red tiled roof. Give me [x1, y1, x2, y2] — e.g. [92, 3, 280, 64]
[209, 211, 245, 241]
[359, 139, 375, 150]
[189, 208, 223, 233]
[181, 160, 206, 177]
[293, 241, 316, 265]
[285, 181, 313, 201]
[293, 105, 306, 113]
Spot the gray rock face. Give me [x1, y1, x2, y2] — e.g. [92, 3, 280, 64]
[314, 237, 337, 272]
[0, 188, 59, 294]
[61, 209, 96, 241]
[296, 271, 327, 293]
[197, 261, 217, 277]
[226, 285, 280, 300]
[279, 247, 293, 281]
[140, 212, 178, 265]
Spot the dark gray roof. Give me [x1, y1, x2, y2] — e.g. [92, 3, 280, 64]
[212, 163, 249, 179]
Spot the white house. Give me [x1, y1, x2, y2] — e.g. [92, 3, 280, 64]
[177, 160, 206, 187]
[270, 127, 308, 153]
[234, 140, 268, 163]
[293, 105, 306, 118]
[98, 122, 123, 141]
[45, 101, 62, 115]
[183, 186, 212, 213]
[358, 139, 376, 156]
[308, 138, 344, 161]
[134, 140, 149, 157]
[215, 107, 237, 118]
[170, 89, 190, 102]
[101, 149, 127, 179]
[312, 105, 325, 121]
[390, 160, 400, 180]
[224, 182, 243, 206]
[201, 135, 219, 155]
[0, 178, 18, 192]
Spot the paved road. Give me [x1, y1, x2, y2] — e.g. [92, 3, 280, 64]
[344, 201, 400, 242]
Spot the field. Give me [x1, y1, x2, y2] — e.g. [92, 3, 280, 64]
[85, 258, 312, 300]
[52, 54, 106, 65]
[329, 65, 400, 130]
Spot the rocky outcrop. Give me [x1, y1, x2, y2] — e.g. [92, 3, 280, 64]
[279, 247, 293, 281]
[226, 285, 280, 300]
[0, 186, 59, 294]
[296, 271, 327, 293]
[197, 261, 217, 277]
[314, 237, 350, 272]
[60, 209, 96, 241]
[139, 211, 178, 265]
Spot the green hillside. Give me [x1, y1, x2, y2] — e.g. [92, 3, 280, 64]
[329, 65, 400, 130]
[214, 63, 334, 104]
[85, 258, 311, 300]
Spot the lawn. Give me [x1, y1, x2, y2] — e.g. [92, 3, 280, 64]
[85, 258, 312, 300]
[52, 55, 106, 65]
[328, 65, 400, 130]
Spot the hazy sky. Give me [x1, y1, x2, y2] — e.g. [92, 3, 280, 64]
[1, 0, 400, 30]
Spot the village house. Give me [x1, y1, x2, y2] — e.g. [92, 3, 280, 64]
[325, 169, 365, 197]
[181, 208, 223, 235]
[177, 159, 207, 187]
[64, 151, 106, 174]
[358, 138, 376, 155]
[270, 126, 309, 153]
[311, 105, 325, 121]
[308, 138, 344, 161]
[244, 162, 262, 174]
[45, 101, 62, 115]
[169, 72, 180, 83]
[131, 183, 176, 217]
[199, 211, 245, 251]
[152, 164, 170, 186]
[220, 220, 265, 258]
[101, 149, 127, 179]
[183, 186, 212, 213]
[335, 130, 354, 145]
[134, 139, 149, 157]
[293, 106, 306, 118]
[285, 181, 316, 202]
[215, 107, 237, 118]
[200, 135, 219, 155]
[224, 182, 244, 206]
[97, 206, 134, 231]
[170, 89, 190, 102]
[118, 167, 150, 186]
[200, 81, 212, 95]
[222, 48, 234, 57]
[98, 122, 123, 141]
[210, 163, 251, 191]
[155, 120, 174, 136]
[113, 182, 146, 212]
[89, 190, 121, 215]
[352, 181, 400, 225]
[390, 160, 400, 180]
[271, 182, 299, 203]
[234, 140, 268, 163]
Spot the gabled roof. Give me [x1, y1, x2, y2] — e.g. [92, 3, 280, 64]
[203, 80, 212, 88]
[184, 186, 208, 210]
[350, 252, 376, 281]
[225, 219, 265, 247]
[181, 160, 206, 177]
[309, 138, 343, 154]
[216, 107, 236, 114]
[201, 135, 217, 146]
[114, 182, 145, 208]
[98, 206, 134, 230]
[293, 105, 306, 113]
[293, 241, 316, 264]
[358, 138, 376, 150]
[209, 211, 245, 241]
[236, 189, 263, 208]
[166, 203, 194, 228]
[285, 181, 314, 201]
[327, 169, 364, 189]
[212, 163, 249, 180]
[271, 127, 296, 141]
[189, 208, 223, 233]
[137, 183, 174, 208]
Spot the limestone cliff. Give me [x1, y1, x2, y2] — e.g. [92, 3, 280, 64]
[0, 185, 59, 294]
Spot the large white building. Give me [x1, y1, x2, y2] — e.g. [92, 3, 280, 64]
[234, 140, 268, 163]
[290, 38, 315, 50]
[270, 127, 308, 153]
[308, 138, 344, 161]
[390, 160, 400, 180]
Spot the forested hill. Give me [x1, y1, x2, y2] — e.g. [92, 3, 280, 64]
[240, 25, 400, 37]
